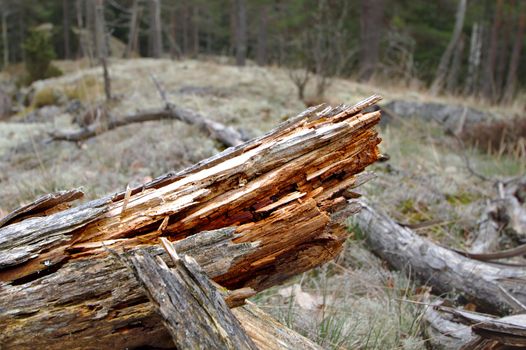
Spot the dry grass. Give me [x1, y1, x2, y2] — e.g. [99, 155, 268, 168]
[0, 58, 524, 349]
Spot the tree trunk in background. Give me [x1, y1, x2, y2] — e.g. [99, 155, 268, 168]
[182, 1, 189, 55]
[94, 0, 107, 60]
[62, 0, 71, 59]
[85, 0, 96, 64]
[124, 0, 141, 58]
[482, 0, 503, 101]
[494, 4, 513, 102]
[234, 0, 247, 66]
[148, 0, 162, 58]
[169, 7, 180, 58]
[446, 34, 465, 92]
[430, 0, 467, 95]
[464, 22, 483, 95]
[256, 4, 268, 66]
[502, 3, 525, 103]
[2, 11, 8, 68]
[191, 5, 199, 57]
[359, 0, 384, 81]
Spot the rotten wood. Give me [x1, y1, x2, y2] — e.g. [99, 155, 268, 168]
[127, 239, 257, 350]
[352, 199, 526, 315]
[49, 103, 246, 148]
[0, 95, 382, 349]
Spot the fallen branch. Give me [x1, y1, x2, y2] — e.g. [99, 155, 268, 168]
[1, 96, 382, 348]
[352, 199, 526, 314]
[49, 104, 246, 148]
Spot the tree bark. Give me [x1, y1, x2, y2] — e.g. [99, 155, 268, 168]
[234, 0, 247, 66]
[502, 3, 525, 104]
[358, 0, 384, 81]
[353, 199, 526, 315]
[1, 96, 382, 349]
[463, 22, 483, 95]
[148, 0, 162, 58]
[128, 241, 258, 349]
[430, 0, 467, 95]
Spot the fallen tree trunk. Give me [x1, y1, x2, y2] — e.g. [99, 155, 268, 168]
[48, 103, 246, 147]
[0, 95, 382, 349]
[353, 199, 526, 315]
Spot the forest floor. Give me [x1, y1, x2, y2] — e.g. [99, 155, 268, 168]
[0, 58, 524, 349]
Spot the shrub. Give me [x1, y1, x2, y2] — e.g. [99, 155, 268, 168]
[32, 87, 60, 108]
[460, 117, 526, 156]
[22, 26, 62, 84]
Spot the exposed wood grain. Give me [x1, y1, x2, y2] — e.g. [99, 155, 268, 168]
[0, 96, 382, 348]
[128, 244, 257, 349]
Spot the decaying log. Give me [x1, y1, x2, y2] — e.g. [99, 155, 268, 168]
[352, 199, 526, 314]
[127, 238, 257, 349]
[49, 103, 246, 147]
[0, 95, 382, 349]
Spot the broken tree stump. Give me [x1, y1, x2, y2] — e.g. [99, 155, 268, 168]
[0, 95, 382, 349]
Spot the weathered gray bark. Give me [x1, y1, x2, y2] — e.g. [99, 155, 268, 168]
[1, 96, 382, 349]
[49, 104, 246, 147]
[94, 0, 107, 60]
[431, 0, 467, 95]
[128, 240, 258, 349]
[353, 199, 526, 314]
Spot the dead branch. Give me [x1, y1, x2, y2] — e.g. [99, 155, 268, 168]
[49, 104, 246, 148]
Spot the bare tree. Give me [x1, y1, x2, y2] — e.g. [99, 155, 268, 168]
[463, 22, 483, 95]
[256, 4, 269, 66]
[358, 0, 384, 81]
[502, 3, 525, 103]
[191, 5, 199, 57]
[63, 0, 71, 59]
[1, 5, 9, 68]
[234, 0, 247, 66]
[124, 0, 141, 58]
[446, 34, 465, 92]
[148, 0, 162, 58]
[481, 0, 503, 101]
[430, 0, 467, 95]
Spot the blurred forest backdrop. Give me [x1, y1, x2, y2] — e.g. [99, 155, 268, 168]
[0, 0, 524, 105]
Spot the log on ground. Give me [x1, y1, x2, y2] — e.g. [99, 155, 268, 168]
[352, 199, 526, 315]
[0, 95, 382, 349]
